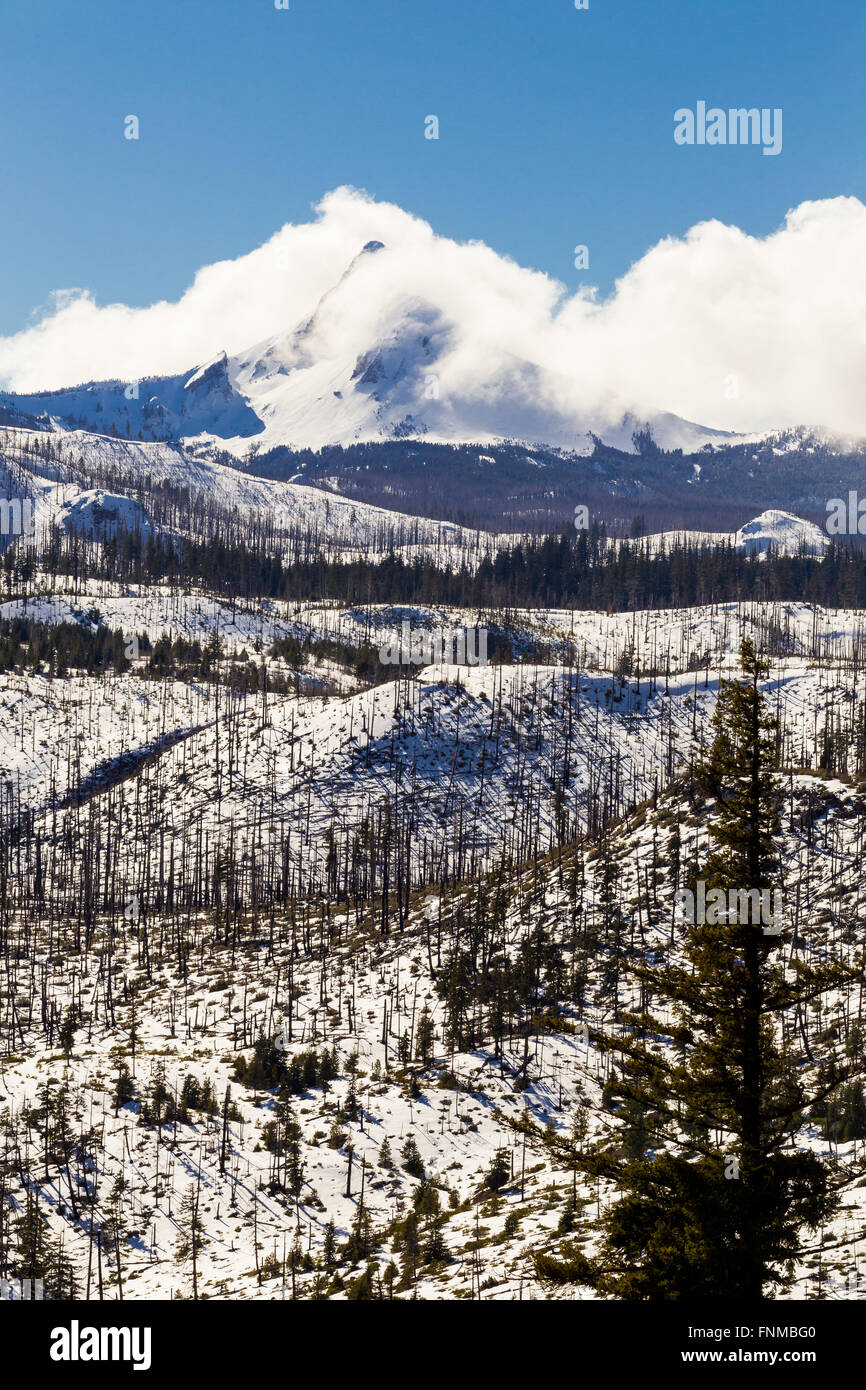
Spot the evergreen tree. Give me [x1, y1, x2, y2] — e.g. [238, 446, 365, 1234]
[175, 1181, 205, 1300]
[345, 1263, 378, 1300]
[422, 1215, 449, 1265]
[58, 1006, 79, 1059]
[401, 1135, 425, 1179]
[113, 1061, 135, 1114]
[484, 1148, 511, 1192]
[554, 641, 860, 1299]
[415, 1005, 435, 1065]
[322, 1219, 338, 1270]
[396, 1210, 420, 1288]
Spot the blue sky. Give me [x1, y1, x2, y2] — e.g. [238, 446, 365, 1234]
[1, 0, 863, 335]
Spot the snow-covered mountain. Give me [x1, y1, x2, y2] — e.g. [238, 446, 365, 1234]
[2, 241, 733, 457]
[633, 509, 829, 559]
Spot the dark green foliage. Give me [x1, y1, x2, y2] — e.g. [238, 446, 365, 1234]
[322, 1220, 338, 1269]
[7, 1190, 77, 1299]
[534, 1242, 594, 1287]
[812, 1080, 866, 1142]
[58, 1006, 80, 1058]
[394, 1211, 421, 1287]
[437, 916, 565, 1054]
[557, 1198, 577, 1234]
[0, 616, 140, 677]
[401, 1135, 426, 1179]
[414, 1005, 435, 1064]
[484, 1148, 511, 1192]
[588, 1152, 830, 1300]
[139, 1069, 223, 1127]
[232, 1039, 337, 1094]
[343, 1204, 376, 1266]
[271, 633, 391, 686]
[345, 1264, 379, 1299]
[146, 633, 206, 678]
[113, 1061, 135, 1112]
[412, 1179, 441, 1217]
[343, 1076, 360, 1122]
[422, 1215, 450, 1264]
[179, 1073, 219, 1119]
[503, 1211, 520, 1239]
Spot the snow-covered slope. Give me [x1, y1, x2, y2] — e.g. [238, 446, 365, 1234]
[0, 424, 506, 564]
[3, 594, 865, 901]
[0, 578, 865, 1300]
[0, 767, 862, 1301]
[5, 351, 261, 444]
[631, 508, 829, 559]
[734, 508, 828, 555]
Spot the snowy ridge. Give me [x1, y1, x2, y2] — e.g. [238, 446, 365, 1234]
[0, 424, 510, 565]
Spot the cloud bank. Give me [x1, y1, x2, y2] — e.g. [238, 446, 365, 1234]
[2, 187, 866, 438]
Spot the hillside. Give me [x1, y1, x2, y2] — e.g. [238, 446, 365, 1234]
[0, 766, 863, 1301]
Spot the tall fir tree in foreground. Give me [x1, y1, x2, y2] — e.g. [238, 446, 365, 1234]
[546, 640, 862, 1299]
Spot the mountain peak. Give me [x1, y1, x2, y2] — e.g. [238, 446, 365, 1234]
[183, 352, 229, 393]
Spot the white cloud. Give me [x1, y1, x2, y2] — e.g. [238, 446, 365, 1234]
[2, 187, 866, 437]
